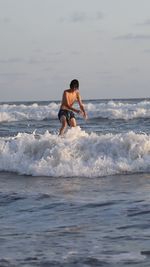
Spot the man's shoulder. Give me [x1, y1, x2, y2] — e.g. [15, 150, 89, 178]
[64, 89, 69, 94]
[76, 90, 80, 98]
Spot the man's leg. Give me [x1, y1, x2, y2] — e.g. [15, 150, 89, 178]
[69, 117, 77, 127]
[59, 116, 67, 135]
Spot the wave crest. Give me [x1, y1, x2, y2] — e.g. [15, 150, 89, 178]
[86, 100, 150, 120]
[0, 100, 150, 122]
[0, 127, 150, 177]
[0, 102, 59, 122]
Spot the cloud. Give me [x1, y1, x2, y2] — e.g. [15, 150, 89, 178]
[28, 57, 55, 65]
[0, 72, 28, 77]
[0, 72, 28, 83]
[143, 49, 150, 53]
[28, 58, 44, 64]
[0, 56, 55, 65]
[136, 19, 150, 26]
[114, 33, 150, 41]
[0, 58, 25, 64]
[59, 11, 104, 23]
[96, 71, 112, 75]
[70, 50, 80, 55]
[59, 12, 89, 23]
[47, 51, 63, 56]
[0, 17, 11, 25]
[70, 12, 88, 23]
[96, 12, 104, 20]
[126, 67, 140, 74]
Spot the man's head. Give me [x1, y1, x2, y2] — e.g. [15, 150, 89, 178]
[70, 79, 79, 90]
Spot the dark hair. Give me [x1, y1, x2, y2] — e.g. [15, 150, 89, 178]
[70, 79, 79, 89]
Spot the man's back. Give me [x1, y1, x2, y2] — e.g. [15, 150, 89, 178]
[60, 89, 78, 110]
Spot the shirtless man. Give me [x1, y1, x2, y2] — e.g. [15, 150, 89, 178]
[58, 79, 87, 135]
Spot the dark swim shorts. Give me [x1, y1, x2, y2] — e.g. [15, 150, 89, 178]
[58, 109, 75, 126]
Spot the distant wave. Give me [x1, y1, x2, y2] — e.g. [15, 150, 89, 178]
[86, 100, 150, 120]
[0, 127, 150, 177]
[0, 100, 150, 122]
[0, 102, 59, 122]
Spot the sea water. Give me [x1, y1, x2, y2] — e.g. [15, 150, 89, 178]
[0, 98, 150, 266]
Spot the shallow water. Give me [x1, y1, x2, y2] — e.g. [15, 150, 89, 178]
[0, 172, 150, 266]
[0, 98, 150, 266]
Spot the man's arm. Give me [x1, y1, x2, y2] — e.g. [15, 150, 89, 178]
[77, 92, 87, 119]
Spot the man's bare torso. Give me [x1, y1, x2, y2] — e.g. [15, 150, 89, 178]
[60, 89, 78, 110]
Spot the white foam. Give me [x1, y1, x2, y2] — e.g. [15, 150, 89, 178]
[0, 100, 150, 122]
[86, 100, 150, 120]
[0, 102, 59, 122]
[0, 112, 13, 122]
[94, 251, 146, 263]
[0, 127, 150, 177]
[110, 252, 146, 263]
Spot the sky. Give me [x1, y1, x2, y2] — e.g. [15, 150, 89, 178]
[0, 0, 150, 101]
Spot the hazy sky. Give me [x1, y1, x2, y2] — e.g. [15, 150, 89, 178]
[0, 0, 150, 101]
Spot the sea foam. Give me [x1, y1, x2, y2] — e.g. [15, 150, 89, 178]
[0, 127, 150, 177]
[86, 100, 150, 120]
[0, 102, 59, 122]
[0, 100, 150, 122]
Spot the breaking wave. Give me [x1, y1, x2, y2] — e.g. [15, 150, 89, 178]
[86, 100, 150, 120]
[0, 127, 150, 177]
[0, 102, 59, 122]
[0, 100, 150, 122]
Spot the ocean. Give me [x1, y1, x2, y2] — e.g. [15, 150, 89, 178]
[0, 98, 150, 266]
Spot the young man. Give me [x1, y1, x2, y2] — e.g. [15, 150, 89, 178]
[58, 79, 87, 135]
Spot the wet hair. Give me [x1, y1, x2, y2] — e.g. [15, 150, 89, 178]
[70, 79, 79, 89]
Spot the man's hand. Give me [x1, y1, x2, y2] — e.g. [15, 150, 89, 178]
[79, 110, 88, 120]
[83, 112, 88, 120]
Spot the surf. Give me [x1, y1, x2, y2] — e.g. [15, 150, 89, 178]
[0, 99, 150, 122]
[0, 127, 150, 177]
